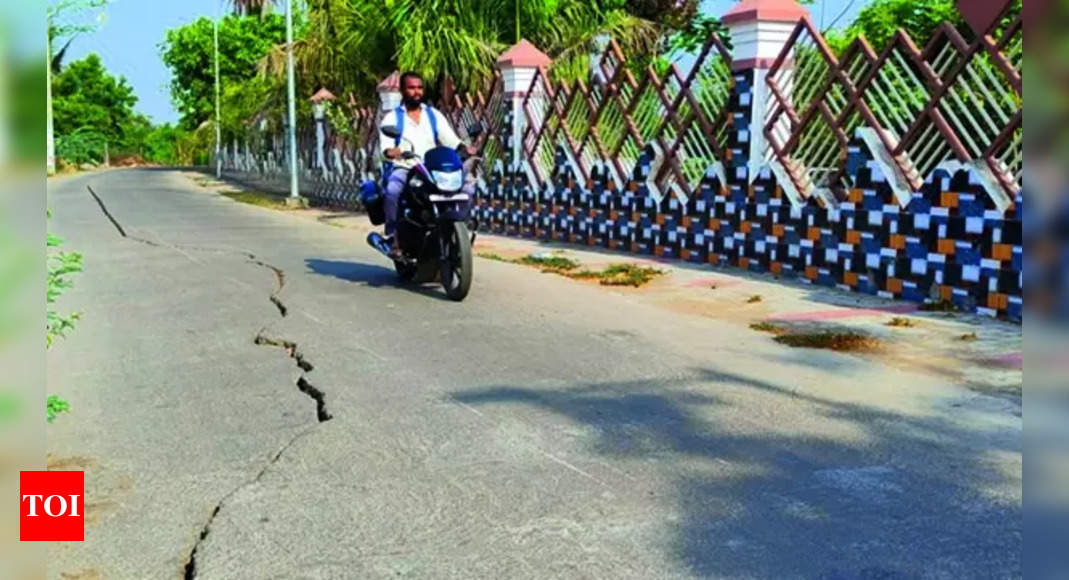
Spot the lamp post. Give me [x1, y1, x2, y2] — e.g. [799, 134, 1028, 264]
[214, 4, 222, 178]
[284, 0, 299, 200]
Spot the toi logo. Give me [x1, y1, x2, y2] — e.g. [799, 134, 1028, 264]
[20, 471, 84, 541]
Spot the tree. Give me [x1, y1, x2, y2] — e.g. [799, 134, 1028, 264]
[47, 0, 111, 174]
[51, 54, 138, 164]
[160, 13, 287, 131]
[823, 0, 964, 53]
[47, 0, 110, 73]
[254, 0, 702, 104]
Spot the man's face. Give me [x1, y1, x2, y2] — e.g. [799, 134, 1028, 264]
[401, 77, 423, 107]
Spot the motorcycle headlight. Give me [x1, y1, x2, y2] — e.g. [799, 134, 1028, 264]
[409, 176, 425, 189]
[431, 170, 463, 192]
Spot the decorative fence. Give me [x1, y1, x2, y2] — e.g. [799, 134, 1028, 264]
[220, 0, 1022, 320]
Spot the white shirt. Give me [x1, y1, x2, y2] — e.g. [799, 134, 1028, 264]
[379, 104, 462, 170]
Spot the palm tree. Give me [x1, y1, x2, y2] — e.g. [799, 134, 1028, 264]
[254, 0, 693, 105]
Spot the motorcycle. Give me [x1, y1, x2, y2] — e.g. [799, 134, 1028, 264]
[361, 122, 482, 302]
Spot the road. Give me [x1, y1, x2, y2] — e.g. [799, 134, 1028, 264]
[47, 169, 1021, 579]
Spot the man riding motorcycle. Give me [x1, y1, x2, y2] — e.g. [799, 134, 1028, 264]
[379, 71, 476, 259]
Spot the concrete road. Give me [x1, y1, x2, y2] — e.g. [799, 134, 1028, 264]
[47, 169, 1021, 579]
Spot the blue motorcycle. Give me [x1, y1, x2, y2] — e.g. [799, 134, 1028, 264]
[361, 123, 482, 301]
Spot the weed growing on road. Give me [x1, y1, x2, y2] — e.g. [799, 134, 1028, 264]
[749, 321, 787, 334]
[920, 299, 956, 312]
[47, 209, 83, 423]
[747, 295, 763, 303]
[886, 317, 917, 328]
[519, 254, 581, 272]
[221, 189, 296, 211]
[774, 331, 881, 352]
[580, 264, 664, 287]
[47, 395, 71, 424]
[959, 332, 978, 341]
[480, 253, 663, 287]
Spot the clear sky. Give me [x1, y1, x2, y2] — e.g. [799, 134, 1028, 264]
[65, 0, 870, 125]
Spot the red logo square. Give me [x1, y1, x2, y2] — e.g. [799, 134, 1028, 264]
[20, 471, 84, 541]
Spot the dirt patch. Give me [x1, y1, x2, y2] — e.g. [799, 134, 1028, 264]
[60, 569, 101, 580]
[85, 500, 119, 526]
[886, 316, 918, 328]
[773, 330, 882, 352]
[47, 454, 99, 471]
[747, 295, 763, 304]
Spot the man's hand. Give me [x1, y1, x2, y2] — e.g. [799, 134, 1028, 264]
[464, 144, 478, 157]
[384, 147, 402, 160]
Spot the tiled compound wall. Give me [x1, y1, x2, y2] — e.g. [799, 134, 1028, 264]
[223, 1, 1023, 320]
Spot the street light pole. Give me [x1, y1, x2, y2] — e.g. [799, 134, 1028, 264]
[284, 0, 299, 199]
[47, 28, 55, 175]
[214, 5, 222, 178]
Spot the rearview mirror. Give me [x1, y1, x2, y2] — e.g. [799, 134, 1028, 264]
[381, 125, 401, 140]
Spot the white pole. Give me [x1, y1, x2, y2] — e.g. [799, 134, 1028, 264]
[285, 0, 299, 198]
[214, 7, 222, 178]
[47, 26, 55, 175]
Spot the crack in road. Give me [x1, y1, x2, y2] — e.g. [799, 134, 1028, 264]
[254, 328, 333, 422]
[182, 428, 316, 580]
[88, 185, 290, 318]
[86, 184, 334, 577]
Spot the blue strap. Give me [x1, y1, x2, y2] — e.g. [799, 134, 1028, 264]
[426, 106, 439, 142]
[393, 106, 404, 147]
[393, 105, 439, 147]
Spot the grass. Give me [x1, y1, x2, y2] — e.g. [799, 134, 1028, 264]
[749, 321, 787, 334]
[480, 252, 664, 287]
[572, 263, 664, 287]
[959, 332, 978, 341]
[920, 300, 956, 312]
[518, 254, 581, 272]
[886, 316, 917, 328]
[773, 330, 881, 352]
[747, 295, 763, 303]
[220, 189, 297, 210]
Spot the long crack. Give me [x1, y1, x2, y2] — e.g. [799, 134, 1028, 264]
[89, 183, 333, 577]
[254, 328, 332, 422]
[183, 428, 315, 580]
[88, 185, 291, 317]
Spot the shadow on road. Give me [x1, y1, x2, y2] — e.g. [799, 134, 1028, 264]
[449, 367, 1020, 577]
[304, 258, 452, 301]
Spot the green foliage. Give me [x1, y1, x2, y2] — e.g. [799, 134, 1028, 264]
[52, 53, 139, 163]
[825, 0, 963, 54]
[47, 395, 72, 424]
[46, 226, 84, 349]
[48, 0, 111, 73]
[663, 14, 729, 57]
[252, 0, 702, 105]
[160, 13, 288, 131]
[46, 209, 83, 424]
[141, 124, 189, 165]
[55, 126, 107, 165]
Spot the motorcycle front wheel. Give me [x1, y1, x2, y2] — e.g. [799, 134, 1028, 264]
[440, 221, 473, 301]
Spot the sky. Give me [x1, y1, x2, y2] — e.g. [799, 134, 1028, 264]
[65, 0, 870, 126]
